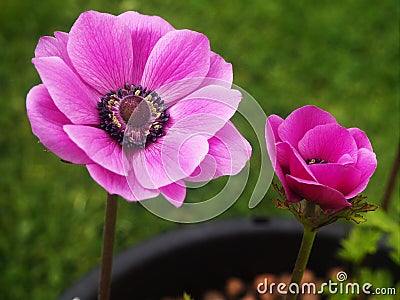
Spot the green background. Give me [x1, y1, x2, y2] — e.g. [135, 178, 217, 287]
[0, 0, 398, 299]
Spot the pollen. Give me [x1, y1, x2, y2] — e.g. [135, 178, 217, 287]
[112, 114, 121, 128]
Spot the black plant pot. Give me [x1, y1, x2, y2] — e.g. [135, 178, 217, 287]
[59, 216, 396, 300]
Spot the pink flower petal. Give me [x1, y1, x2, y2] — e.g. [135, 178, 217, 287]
[35, 33, 63, 57]
[141, 29, 210, 102]
[64, 125, 125, 175]
[166, 85, 242, 138]
[188, 121, 251, 181]
[198, 52, 233, 88]
[267, 115, 284, 143]
[86, 164, 159, 201]
[337, 153, 355, 165]
[273, 142, 308, 202]
[26, 85, 91, 164]
[159, 181, 186, 207]
[276, 142, 315, 181]
[346, 148, 377, 198]
[35, 31, 75, 71]
[286, 175, 351, 212]
[67, 11, 134, 94]
[188, 155, 217, 182]
[348, 128, 373, 151]
[298, 124, 358, 164]
[266, 115, 284, 169]
[278, 105, 337, 148]
[32, 57, 100, 125]
[130, 134, 209, 189]
[118, 11, 174, 85]
[308, 163, 361, 197]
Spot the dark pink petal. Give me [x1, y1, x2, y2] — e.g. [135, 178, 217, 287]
[67, 11, 134, 94]
[141, 29, 210, 100]
[166, 85, 242, 138]
[188, 121, 251, 181]
[286, 175, 351, 212]
[278, 105, 337, 148]
[86, 164, 159, 201]
[346, 148, 377, 198]
[159, 181, 186, 207]
[348, 128, 373, 151]
[337, 154, 356, 165]
[33, 57, 100, 125]
[298, 124, 358, 164]
[267, 114, 284, 143]
[35, 31, 75, 71]
[26, 85, 91, 164]
[64, 125, 125, 175]
[308, 163, 361, 197]
[118, 11, 174, 85]
[131, 135, 209, 189]
[276, 142, 315, 181]
[273, 142, 307, 202]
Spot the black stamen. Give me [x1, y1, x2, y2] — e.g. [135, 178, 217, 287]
[306, 158, 327, 165]
[97, 83, 169, 148]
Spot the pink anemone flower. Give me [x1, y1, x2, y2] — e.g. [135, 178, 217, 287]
[266, 105, 377, 212]
[27, 10, 251, 206]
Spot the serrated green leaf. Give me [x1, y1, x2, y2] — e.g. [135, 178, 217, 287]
[349, 213, 367, 224]
[345, 210, 400, 266]
[362, 210, 394, 232]
[339, 227, 383, 264]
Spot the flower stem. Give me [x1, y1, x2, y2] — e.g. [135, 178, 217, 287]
[286, 227, 317, 300]
[98, 193, 119, 300]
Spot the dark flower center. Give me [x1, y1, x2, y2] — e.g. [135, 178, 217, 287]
[306, 158, 327, 165]
[119, 95, 142, 123]
[97, 84, 169, 147]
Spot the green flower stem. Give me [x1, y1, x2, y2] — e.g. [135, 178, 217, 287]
[305, 201, 316, 218]
[98, 193, 119, 300]
[286, 226, 318, 300]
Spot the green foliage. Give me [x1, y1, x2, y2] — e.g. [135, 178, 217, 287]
[339, 226, 383, 264]
[327, 268, 399, 300]
[183, 292, 194, 300]
[0, 0, 398, 299]
[339, 210, 400, 265]
[357, 269, 398, 300]
[338, 209, 399, 299]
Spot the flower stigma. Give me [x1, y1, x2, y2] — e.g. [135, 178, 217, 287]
[97, 84, 169, 148]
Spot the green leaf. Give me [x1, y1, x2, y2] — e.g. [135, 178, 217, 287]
[343, 210, 400, 266]
[388, 226, 400, 265]
[338, 226, 382, 264]
[358, 268, 397, 300]
[183, 292, 194, 300]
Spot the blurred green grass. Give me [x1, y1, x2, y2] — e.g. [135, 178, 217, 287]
[0, 0, 398, 298]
